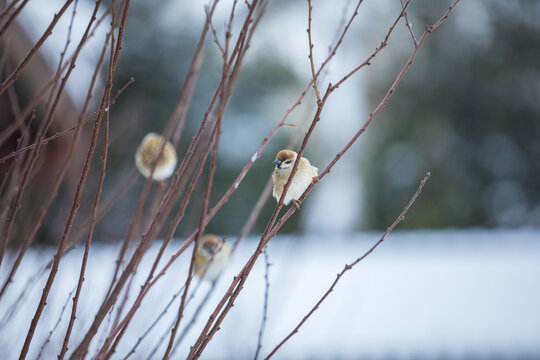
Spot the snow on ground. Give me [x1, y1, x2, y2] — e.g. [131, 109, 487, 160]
[1, 229, 539, 359]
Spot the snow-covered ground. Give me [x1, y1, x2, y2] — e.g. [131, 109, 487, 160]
[1, 229, 539, 359]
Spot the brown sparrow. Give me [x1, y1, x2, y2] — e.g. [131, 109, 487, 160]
[272, 150, 318, 207]
[135, 133, 177, 180]
[194, 234, 231, 282]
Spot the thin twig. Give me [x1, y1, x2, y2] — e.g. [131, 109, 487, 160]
[144, 316, 175, 360]
[206, 6, 225, 59]
[0, 75, 132, 164]
[253, 248, 271, 360]
[401, 0, 417, 46]
[169, 281, 214, 356]
[143, 280, 205, 359]
[121, 283, 186, 360]
[36, 287, 76, 360]
[306, 0, 321, 103]
[0, 256, 46, 329]
[0, 109, 34, 244]
[163, 29, 231, 355]
[329, 0, 412, 91]
[328, 0, 353, 54]
[171, 0, 220, 146]
[58, 19, 113, 359]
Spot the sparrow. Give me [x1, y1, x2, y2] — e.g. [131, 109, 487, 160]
[272, 149, 318, 207]
[135, 133, 177, 181]
[195, 234, 231, 282]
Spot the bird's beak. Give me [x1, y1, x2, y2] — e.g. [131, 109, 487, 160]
[273, 159, 281, 167]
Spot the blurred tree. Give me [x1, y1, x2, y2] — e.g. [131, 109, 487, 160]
[365, 0, 540, 228]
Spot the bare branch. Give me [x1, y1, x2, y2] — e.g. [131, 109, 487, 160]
[253, 248, 271, 360]
[306, 0, 321, 103]
[401, 0, 417, 46]
[36, 287, 76, 360]
[58, 20, 113, 360]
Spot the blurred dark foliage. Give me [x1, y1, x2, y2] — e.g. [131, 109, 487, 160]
[365, 0, 540, 228]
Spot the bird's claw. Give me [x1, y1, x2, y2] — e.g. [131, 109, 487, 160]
[292, 199, 301, 209]
[312, 176, 319, 184]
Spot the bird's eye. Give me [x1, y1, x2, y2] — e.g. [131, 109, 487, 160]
[284, 160, 292, 164]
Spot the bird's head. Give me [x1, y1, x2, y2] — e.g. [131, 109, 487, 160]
[199, 234, 223, 258]
[273, 150, 297, 171]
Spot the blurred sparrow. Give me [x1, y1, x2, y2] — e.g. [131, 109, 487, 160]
[272, 149, 318, 207]
[135, 133, 177, 180]
[195, 234, 231, 282]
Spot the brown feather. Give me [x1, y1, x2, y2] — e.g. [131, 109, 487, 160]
[276, 149, 297, 162]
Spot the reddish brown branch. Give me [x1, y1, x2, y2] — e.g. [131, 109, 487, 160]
[58, 23, 114, 360]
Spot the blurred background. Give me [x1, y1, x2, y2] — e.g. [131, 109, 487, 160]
[1, 0, 539, 359]
[1, 0, 539, 240]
